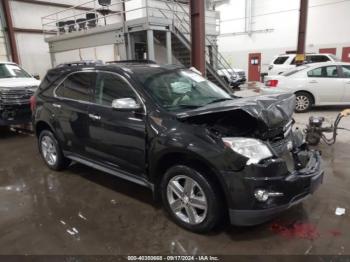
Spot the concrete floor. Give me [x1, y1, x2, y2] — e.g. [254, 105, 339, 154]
[0, 106, 349, 255]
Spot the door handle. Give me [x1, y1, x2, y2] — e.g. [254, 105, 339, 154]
[52, 103, 61, 109]
[89, 114, 101, 121]
[309, 80, 318, 84]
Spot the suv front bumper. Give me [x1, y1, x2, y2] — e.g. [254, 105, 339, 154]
[0, 105, 32, 126]
[223, 150, 323, 226]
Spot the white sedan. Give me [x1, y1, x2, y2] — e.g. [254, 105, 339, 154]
[260, 62, 350, 112]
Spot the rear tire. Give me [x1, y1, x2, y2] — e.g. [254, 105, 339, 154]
[39, 130, 71, 171]
[161, 165, 223, 233]
[295, 92, 313, 113]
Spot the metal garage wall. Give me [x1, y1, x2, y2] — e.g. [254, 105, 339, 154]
[218, 0, 350, 74]
[9, 0, 123, 78]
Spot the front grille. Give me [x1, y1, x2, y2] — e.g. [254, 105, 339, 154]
[0, 89, 34, 105]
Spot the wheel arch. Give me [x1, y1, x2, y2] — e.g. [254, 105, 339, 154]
[35, 121, 55, 138]
[295, 90, 316, 105]
[150, 150, 230, 210]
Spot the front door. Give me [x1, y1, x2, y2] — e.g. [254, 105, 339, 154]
[248, 53, 261, 82]
[306, 65, 344, 103]
[87, 71, 146, 176]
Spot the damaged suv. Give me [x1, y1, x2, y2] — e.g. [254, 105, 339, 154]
[32, 61, 324, 233]
[0, 62, 40, 126]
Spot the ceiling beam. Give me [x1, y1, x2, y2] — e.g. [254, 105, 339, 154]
[11, 0, 93, 11]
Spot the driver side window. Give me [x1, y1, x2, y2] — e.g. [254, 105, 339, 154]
[94, 72, 137, 106]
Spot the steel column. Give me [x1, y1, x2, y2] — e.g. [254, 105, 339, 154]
[296, 0, 308, 63]
[2, 0, 19, 63]
[166, 30, 172, 64]
[127, 33, 132, 59]
[190, 0, 206, 75]
[147, 29, 155, 61]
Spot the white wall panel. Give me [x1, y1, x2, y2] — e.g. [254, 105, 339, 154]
[217, 0, 350, 75]
[15, 33, 51, 77]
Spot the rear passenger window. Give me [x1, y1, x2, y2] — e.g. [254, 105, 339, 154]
[94, 72, 137, 106]
[307, 55, 330, 63]
[307, 66, 339, 78]
[273, 56, 289, 65]
[56, 72, 96, 102]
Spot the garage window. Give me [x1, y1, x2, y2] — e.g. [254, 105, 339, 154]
[307, 66, 339, 78]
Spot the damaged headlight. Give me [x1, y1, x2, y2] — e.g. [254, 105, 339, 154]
[222, 137, 273, 165]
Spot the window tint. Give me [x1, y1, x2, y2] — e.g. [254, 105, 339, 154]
[307, 55, 330, 63]
[341, 66, 350, 78]
[307, 66, 339, 78]
[273, 56, 289, 65]
[56, 72, 96, 101]
[94, 72, 136, 106]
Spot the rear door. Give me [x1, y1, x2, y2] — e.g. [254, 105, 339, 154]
[54, 71, 96, 156]
[87, 71, 146, 176]
[306, 65, 344, 103]
[340, 65, 350, 102]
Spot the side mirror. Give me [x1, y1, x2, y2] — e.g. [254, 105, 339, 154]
[33, 74, 40, 80]
[111, 98, 141, 111]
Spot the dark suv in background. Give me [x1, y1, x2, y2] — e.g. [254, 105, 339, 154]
[32, 61, 324, 233]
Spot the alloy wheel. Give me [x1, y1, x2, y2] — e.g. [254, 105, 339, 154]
[166, 175, 208, 225]
[296, 95, 310, 112]
[41, 136, 58, 166]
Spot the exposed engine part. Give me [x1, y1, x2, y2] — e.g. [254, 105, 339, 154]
[304, 109, 350, 146]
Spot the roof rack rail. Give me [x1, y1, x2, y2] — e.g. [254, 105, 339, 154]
[56, 60, 104, 68]
[106, 60, 157, 65]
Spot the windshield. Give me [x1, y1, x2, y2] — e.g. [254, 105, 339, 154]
[139, 69, 232, 111]
[282, 65, 310, 76]
[0, 64, 32, 78]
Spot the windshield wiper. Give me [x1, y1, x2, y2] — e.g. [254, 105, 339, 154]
[165, 104, 202, 110]
[206, 98, 233, 105]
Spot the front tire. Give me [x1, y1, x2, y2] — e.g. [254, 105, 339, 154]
[161, 165, 223, 233]
[39, 130, 70, 171]
[295, 92, 313, 113]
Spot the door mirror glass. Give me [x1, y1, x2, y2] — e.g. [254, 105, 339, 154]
[111, 98, 141, 111]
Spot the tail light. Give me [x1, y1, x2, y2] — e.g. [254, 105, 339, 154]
[30, 96, 36, 112]
[266, 80, 279, 88]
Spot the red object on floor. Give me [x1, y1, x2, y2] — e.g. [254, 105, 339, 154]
[329, 230, 341, 237]
[270, 221, 320, 240]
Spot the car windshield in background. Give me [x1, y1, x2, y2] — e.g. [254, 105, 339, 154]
[0, 64, 32, 79]
[140, 69, 232, 111]
[282, 65, 310, 76]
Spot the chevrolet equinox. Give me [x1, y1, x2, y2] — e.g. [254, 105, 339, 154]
[32, 61, 324, 233]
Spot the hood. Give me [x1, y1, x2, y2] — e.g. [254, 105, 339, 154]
[176, 93, 296, 130]
[0, 77, 40, 89]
